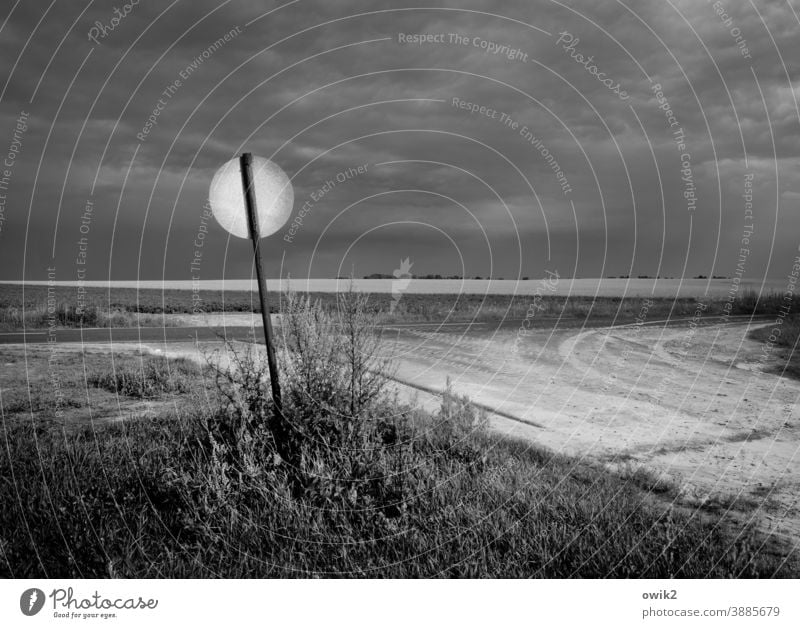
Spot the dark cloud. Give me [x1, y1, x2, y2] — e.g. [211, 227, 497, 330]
[0, 0, 797, 282]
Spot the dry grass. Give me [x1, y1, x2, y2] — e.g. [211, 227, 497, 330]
[0, 345, 218, 427]
[0, 302, 179, 331]
[87, 358, 200, 398]
[749, 316, 800, 379]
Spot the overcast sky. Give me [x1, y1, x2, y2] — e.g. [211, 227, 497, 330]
[0, 0, 798, 281]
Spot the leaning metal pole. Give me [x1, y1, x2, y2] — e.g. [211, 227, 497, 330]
[239, 152, 282, 413]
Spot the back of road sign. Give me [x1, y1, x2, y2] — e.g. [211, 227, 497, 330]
[208, 155, 294, 239]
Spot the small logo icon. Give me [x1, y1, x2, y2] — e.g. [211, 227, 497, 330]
[20, 588, 45, 616]
[390, 258, 413, 313]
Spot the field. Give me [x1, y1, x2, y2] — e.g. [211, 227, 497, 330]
[2, 282, 798, 329]
[5, 277, 789, 296]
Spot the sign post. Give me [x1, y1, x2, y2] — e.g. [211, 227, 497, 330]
[240, 152, 282, 412]
[208, 153, 294, 414]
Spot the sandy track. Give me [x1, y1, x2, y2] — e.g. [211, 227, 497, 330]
[380, 320, 800, 541]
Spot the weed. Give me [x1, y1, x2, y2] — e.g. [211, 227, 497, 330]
[88, 357, 199, 398]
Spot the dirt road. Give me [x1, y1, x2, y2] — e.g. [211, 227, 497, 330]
[380, 318, 800, 541]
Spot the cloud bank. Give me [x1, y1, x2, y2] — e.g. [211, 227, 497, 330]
[0, 0, 798, 283]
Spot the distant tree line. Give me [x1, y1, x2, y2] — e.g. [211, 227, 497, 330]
[605, 275, 729, 280]
[361, 274, 524, 280]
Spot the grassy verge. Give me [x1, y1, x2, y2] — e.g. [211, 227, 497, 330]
[1, 290, 795, 578]
[0, 302, 179, 331]
[2, 404, 794, 578]
[748, 316, 800, 379]
[0, 345, 218, 427]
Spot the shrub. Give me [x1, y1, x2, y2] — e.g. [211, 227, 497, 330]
[204, 283, 398, 502]
[88, 357, 198, 398]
